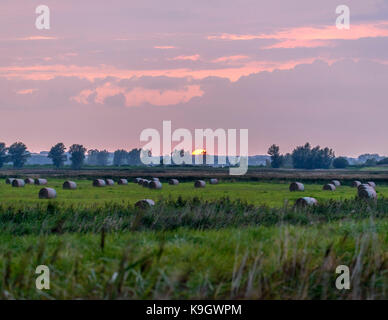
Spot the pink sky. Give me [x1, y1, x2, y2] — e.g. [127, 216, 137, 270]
[1, 1, 388, 156]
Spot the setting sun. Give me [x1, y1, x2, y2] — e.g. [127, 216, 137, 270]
[192, 149, 206, 155]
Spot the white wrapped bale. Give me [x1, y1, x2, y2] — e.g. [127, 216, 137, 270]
[296, 197, 318, 207]
[289, 182, 304, 192]
[352, 181, 362, 188]
[194, 180, 206, 188]
[12, 179, 25, 188]
[331, 180, 341, 187]
[142, 180, 151, 188]
[105, 179, 114, 186]
[93, 179, 106, 187]
[323, 184, 336, 191]
[5, 178, 15, 184]
[34, 178, 47, 185]
[63, 181, 77, 190]
[135, 199, 155, 209]
[168, 179, 179, 185]
[149, 181, 162, 189]
[24, 178, 35, 184]
[358, 185, 377, 200]
[367, 181, 376, 188]
[209, 178, 219, 185]
[118, 179, 128, 185]
[39, 187, 57, 199]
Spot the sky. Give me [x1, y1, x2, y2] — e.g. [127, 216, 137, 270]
[1, 0, 388, 156]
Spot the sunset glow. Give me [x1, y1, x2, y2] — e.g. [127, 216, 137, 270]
[192, 149, 206, 155]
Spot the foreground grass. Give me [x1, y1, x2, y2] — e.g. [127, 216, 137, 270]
[1, 220, 387, 299]
[1, 179, 388, 207]
[1, 179, 387, 299]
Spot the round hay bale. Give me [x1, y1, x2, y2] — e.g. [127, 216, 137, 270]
[134, 177, 142, 183]
[12, 179, 25, 188]
[24, 178, 35, 184]
[331, 180, 341, 187]
[323, 183, 336, 191]
[93, 179, 106, 187]
[209, 178, 219, 185]
[358, 186, 377, 200]
[105, 179, 114, 186]
[367, 181, 376, 188]
[142, 180, 151, 188]
[295, 197, 317, 207]
[151, 177, 160, 182]
[39, 187, 57, 199]
[34, 178, 47, 186]
[5, 178, 15, 184]
[289, 182, 304, 192]
[118, 178, 128, 185]
[138, 179, 145, 185]
[358, 184, 372, 191]
[352, 181, 362, 188]
[135, 199, 155, 209]
[194, 180, 206, 188]
[63, 181, 77, 190]
[149, 181, 162, 189]
[168, 179, 179, 185]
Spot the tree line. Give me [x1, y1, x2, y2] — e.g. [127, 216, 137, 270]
[267, 143, 350, 169]
[0, 142, 145, 169]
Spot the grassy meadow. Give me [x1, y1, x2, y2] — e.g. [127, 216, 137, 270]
[0, 176, 387, 299]
[1, 178, 388, 207]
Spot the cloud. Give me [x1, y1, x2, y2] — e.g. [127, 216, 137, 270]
[0, 57, 330, 82]
[212, 55, 249, 63]
[72, 82, 204, 107]
[16, 88, 38, 95]
[154, 45, 176, 49]
[208, 22, 388, 48]
[170, 54, 200, 61]
[16, 36, 58, 41]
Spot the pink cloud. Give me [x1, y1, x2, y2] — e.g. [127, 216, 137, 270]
[16, 36, 58, 41]
[0, 57, 330, 82]
[208, 22, 388, 48]
[212, 55, 249, 63]
[72, 82, 204, 107]
[154, 45, 176, 49]
[263, 39, 333, 49]
[170, 54, 200, 61]
[15, 88, 38, 95]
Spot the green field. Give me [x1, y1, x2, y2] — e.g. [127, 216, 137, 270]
[1, 178, 387, 207]
[0, 177, 387, 299]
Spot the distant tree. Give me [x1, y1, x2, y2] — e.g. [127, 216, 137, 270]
[113, 149, 128, 166]
[96, 149, 110, 166]
[377, 158, 388, 165]
[87, 149, 99, 165]
[292, 143, 334, 169]
[0, 142, 8, 168]
[8, 142, 30, 168]
[267, 144, 283, 168]
[69, 144, 87, 169]
[127, 148, 143, 166]
[282, 153, 293, 168]
[333, 157, 349, 169]
[48, 143, 67, 169]
[364, 158, 377, 167]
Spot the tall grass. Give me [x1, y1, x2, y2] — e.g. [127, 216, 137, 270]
[0, 221, 387, 299]
[0, 197, 386, 235]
